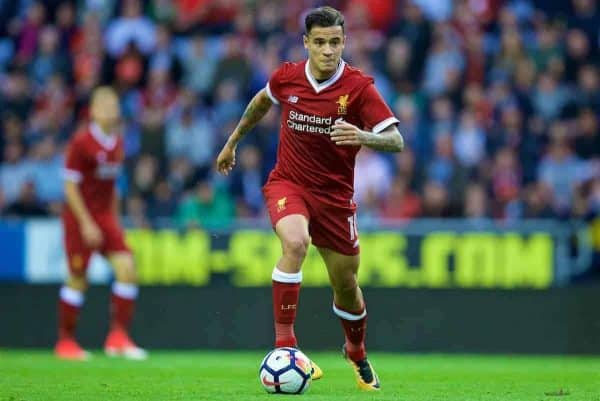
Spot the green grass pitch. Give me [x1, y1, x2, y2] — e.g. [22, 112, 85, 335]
[1, 350, 599, 401]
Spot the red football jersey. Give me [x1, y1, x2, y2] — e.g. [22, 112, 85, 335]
[63, 123, 124, 215]
[265, 59, 398, 202]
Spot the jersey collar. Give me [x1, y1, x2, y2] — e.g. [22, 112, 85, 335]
[305, 59, 345, 94]
[90, 122, 117, 150]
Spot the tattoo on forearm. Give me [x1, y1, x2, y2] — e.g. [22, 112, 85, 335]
[361, 129, 404, 152]
[232, 93, 272, 142]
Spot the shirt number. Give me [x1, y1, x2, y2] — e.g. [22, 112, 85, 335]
[347, 214, 358, 241]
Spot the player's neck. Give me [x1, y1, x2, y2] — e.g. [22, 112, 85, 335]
[308, 59, 337, 81]
[92, 121, 116, 136]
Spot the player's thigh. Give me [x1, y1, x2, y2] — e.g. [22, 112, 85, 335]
[309, 200, 360, 257]
[317, 246, 360, 291]
[275, 214, 311, 255]
[98, 215, 136, 282]
[62, 215, 93, 281]
[264, 179, 311, 250]
[106, 251, 137, 283]
[264, 179, 311, 227]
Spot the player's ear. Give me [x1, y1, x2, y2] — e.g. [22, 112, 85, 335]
[303, 34, 308, 50]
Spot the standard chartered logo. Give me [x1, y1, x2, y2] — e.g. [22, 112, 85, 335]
[287, 110, 332, 134]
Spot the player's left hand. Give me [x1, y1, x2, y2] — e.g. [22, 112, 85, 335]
[330, 119, 364, 146]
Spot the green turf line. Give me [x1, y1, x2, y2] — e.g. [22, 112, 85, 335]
[0, 351, 599, 401]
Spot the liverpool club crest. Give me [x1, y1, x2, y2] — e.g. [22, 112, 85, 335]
[336, 94, 349, 115]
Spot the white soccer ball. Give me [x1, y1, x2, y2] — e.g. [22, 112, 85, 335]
[259, 347, 312, 394]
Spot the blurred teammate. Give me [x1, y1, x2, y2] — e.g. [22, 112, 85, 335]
[217, 6, 403, 390]
[55, 87, 147, 360]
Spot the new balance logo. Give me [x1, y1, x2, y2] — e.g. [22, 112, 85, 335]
[288, 95, 299, 103]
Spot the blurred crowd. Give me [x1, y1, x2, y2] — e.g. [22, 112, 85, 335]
[0, 0, 599, 229]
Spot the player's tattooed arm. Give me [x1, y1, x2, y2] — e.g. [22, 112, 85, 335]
[217, 89, 273, 175]
[226, 89, 273, 148]
[358, 125, 404, 152]
[331, 120, 404, 152]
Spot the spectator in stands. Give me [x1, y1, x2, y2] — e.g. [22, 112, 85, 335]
[568, 0, 599, 46]
[575, 64, 600, 111]
[28, 137, 63, 214]
[166, 155, 194, 192]
[3, 181, 48, 217]
[354, 147, 393, 206]
[148, 23, 182, 82]
[1, 69, 33, 121]
[124, 194, 151, 228]
[453, 110, 486, 170]
[147, 179, 177, 221]
[181, 33, 218, 97]
[464, 182, 489, 220]
[130, 154, 159, 200]
[538, 122, 586, 215]
[0, 142, 31, 206]
[1, 113, 25, 153]
[29, 26, 70, 87]
[229, 145, 265, 217]
[491, 148, 522, 217]
[422, 27, 465, 97]
[380, 176, 422, 220]
[421, 180, 450, 217]
[519, 182, 557, 219]
[139, 67, 177, 160]
[177, 178, 235, 230]
[574, 108, 600, 160]
[531, 72, 572, 120]
[104, 0, 156, 57]
[15, 2, 46, 65]
[165, 91, 215, 170]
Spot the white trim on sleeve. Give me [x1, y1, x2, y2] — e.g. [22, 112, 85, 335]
[62, 168, 82, 183]
[265, 83, 279, 105]
[372, 117, 400, 133]
[332, 303, 367, 321]
[272, 266, 302, 283]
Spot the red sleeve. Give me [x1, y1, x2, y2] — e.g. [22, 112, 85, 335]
[357, 84, 399, 133]
[63, 136, 89, 183]
[265, 62, 292, 105]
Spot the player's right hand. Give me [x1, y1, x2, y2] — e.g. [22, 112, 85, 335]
[216, 144, 236, 176]
[81, 219, 103, 249]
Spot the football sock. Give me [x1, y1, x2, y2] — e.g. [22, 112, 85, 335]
[272, 267, 302, 348]
[58, 286, 84, 340]
[110, 282, 138, 332]
[333, 303, 367, 362]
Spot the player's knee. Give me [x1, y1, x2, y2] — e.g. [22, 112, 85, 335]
[332, 275, 358, 296]
[67, 275, 89, 291]
[282, 235, 310, 261]
[120, 263, 137, 283]
[112, 254, 137, 283]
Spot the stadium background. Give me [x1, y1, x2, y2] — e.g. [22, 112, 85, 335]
[0, 0, 599, 354]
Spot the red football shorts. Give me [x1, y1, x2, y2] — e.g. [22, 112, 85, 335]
[62, 211, 130, 275]
[263, 178, 360, 256]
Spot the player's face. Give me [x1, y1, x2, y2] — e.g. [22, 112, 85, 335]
[304, 25, 345, 79]
[91, 93, 121, 132]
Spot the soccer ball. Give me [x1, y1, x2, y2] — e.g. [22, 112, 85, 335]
[259, 347, 312, 394]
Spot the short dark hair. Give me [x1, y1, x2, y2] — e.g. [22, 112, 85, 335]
[305, 6, 344, 34]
